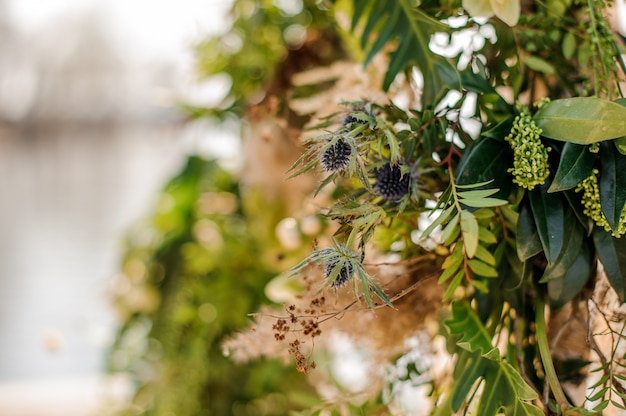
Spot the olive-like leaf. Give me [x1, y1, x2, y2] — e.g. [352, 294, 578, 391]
[523, 56, 555, 74]
[469, 259, 499, 277]
[534, 97, 626, 144]
[529, 182, 564, 263]
[562, 32, 576, 59]
[548, 143, 596, 193]
[594, 227, 626, 303]
[461, 210, 479, 258]
[599, 142, 626, 231]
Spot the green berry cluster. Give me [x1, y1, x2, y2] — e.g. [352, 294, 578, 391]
[575, 169, 626, 237]
[505, 106, 550, 190]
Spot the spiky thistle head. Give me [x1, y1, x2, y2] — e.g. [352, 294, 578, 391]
[375, 163, 410, 202]
[343, 114, 368, 126]
[324, 256, 354, 288]
[321, 138, 352, 172]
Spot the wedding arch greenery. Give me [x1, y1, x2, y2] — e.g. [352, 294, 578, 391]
[112, 0, 626, 414]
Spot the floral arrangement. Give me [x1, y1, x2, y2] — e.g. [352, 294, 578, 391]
[113, 0, 626, 414]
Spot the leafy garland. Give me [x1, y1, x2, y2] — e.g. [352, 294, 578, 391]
[130, 0, 626, 414]
[281, 0, 626, 413]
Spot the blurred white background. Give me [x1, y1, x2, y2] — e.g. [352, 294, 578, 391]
[0, 1, 233, 414]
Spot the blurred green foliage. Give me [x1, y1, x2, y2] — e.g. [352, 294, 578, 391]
[187, 0, 344, 119]
[109, 157, 318, 415]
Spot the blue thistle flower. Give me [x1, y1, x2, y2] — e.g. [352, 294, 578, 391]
[375, 163, 410, 202]
[324, 257, 353, 288]
[343, 114, 367, 126]
[321, 139, 352, 172]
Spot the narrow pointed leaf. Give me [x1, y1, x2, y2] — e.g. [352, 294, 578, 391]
[529, 182, 564, 263]
[594, 227, 626, 302]
[517, 200, 543, 261]
[540, 209, 584, 282]
[548, 240, 593, 309]
[548, 142, 596, 192]
[460, 197, 508, 208]
[599, 141, 626, 231]
[420, 204, 455, 240]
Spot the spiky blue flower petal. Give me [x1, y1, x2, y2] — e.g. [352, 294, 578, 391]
[375, 163, 409, 202]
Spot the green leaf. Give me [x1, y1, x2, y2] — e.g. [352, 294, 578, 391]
[615, 137, 626, 155]
[594, 227, 626, 302]
[479, 226, 498, 244]
[353, 0, 454, 104]
[547, 240, 592, 309]
[443, 269, 465, 301]
[517, 200, 543, 261]
[562, 32, 576, 59]
[477, 360, 543, 416]
[540, 209, 584, 282]
[450, 351, 484, 411]
[599, 141, 626, 231]
[469, 259, 499, 277]
[457, 189, 501, 199]
[445, 302, 543, 416]
[441, 212, 461, 244]
[529, 182, 565, 263]
[534, 97, 626, 144]
[523, 55, 555, 74]
[420, 204, 456, 240]
[455, 137, 514, 201]
[460, 197, 508, 208]
[439, 257, 463, 284]
[446, 301, 497, 354]
[548, 143, 596, 192]
[475, 244, 497, 266]
[461, 211, 479, 258]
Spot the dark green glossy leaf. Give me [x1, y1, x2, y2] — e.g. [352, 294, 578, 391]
[615, 137, 626, 155]
[456, 137, 514, 201]
[548, 143, 596, 192]
[564, 189, 593, 235]
[482, 117, 513, 140]
[548, 240, 593, 310]
[594, 227, 626, 302]
[540, 209, 584, 282]
[599, 142, 626, 231]
[460, 71, 495, 94]
[529, 182, 565, 263]
[517, 199, 543, 261]
[534, 97, 626, 144]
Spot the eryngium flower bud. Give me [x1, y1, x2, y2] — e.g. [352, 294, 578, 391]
[375, 163, 409, 201]
[324, 257, 353, 288]
[321, 139, 351, 172]
[343, 114, 367, 125]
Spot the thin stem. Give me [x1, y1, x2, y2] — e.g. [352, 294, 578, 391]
[535, 294, 572, 412]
